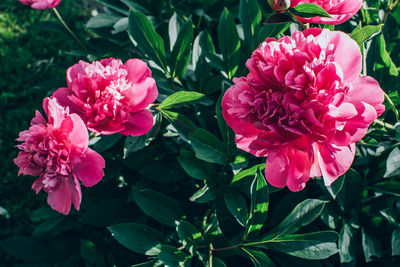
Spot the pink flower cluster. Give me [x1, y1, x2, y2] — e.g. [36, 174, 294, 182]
[18, 0, 60, 10]
[14, 58, 158, 214]
[222, 28, 384, 191]
[53, 58, 158, 136]
[14, 98, 105, 214]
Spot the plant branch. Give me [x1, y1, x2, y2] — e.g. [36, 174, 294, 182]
[52, 8, 87, 50]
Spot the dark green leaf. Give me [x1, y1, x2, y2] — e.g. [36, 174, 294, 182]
[256, 231, 339, 260]
[218, 8, 241, 78]
[245, 169, 269, 240]
[86, 14, 122, 29]
[339, 223, 357, 263]
[350, 24, 383, 46]
[158, 245, 190, 266]
[90, 134, 122, 153]
[80, 240, 106, 266]
[158, 91, 205, 110]
[123, 135, 147, 158]
[289, 3, 332, 18]
[128, 11, 167, 70]
[241, 248, 275, 267]
[170, 19, 194, 78]
[130, 187, 184, 226]
[190, 185, 215, 203]
[392, 228, 400, 256]
[224, 189, 249, 227]
[94, 0, 129, 15]
[108, 223, 164, 255]
[177, 150, 208, 180]
[207, 257, 227, 267]
[120, 0, 149, 14]
[160, 110, 197, 141]
[239, 0, 262, 49]
[336, 169, 362, 212]
[325, 174, 345, 199]
[369, 180, 400, 196]
[189, 128, 227, 165]
[384, 147, 400, 177]
[375, 33, 398, 76]
[266, 199, 327, 239]
[361, 228, 383, 262]
[176, 221, 203, 249]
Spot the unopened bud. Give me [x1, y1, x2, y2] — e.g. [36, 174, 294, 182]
[268, 0, 291, 12]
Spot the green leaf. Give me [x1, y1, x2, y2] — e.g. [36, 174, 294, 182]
[160, 110, 197, 141]
[158, 91, 205, 110]
[392, 228, 400, 256]
[224, 189, 249, 227]
[241, 248, 275, 267]
[190, 185, 215, 203]
[94, 0, 129, 15]
[158, 245, 190, 266]
[177, 150, 208, 180]
[257, 23, 290, 44]
[207, 257, 227, 267]
[108, 223, 164, 255]
[120, 0, 149, 14]
[218, 8, 241, 78]
[90, 134, 122, 153]
[361, 228, 383, 262]
[189, 128, 227, 165]
[170, 19, 194, 78]
[338, 222, 357, 263]
[350, 24, 383, 46]
[130, 187, 184, 226]
[369, 180, 400, 196]
[257, 231, 339, 260]
[168, 13, 185, 49]
[375, 33, 398, 76]
[266, 199, 327, 239]
[289, 3, 332, 18]
[80, 240, 106, 267]
[86, 14, 122, 29]
[193, 31, 215, 90]
[336, 168, 362, 212]
[232, 164, 266, 184]
[176, 221, 203, 249]
[239, 0, 262, 49]
[123, 135, 147, 158]
[325, 174, 345, 199]
[245, 169, 269, 240]
[128, 10, 167, 71]
[384, 147, 400, 178]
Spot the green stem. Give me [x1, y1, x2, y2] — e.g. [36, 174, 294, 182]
[287, 10, 308, 30]
[384, 91, 400, 122]
[374, 119, 396, 130]
[52, 8, 87, 50]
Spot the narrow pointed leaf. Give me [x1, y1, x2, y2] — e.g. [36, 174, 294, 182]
[158, 91, 205, 110]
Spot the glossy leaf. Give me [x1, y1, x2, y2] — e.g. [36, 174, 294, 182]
[158, 91, 205, 110]
[170, 18, 194, 78]
[224, 189, 249, 227]
[289, 3, 332, 18]
[189, 128, 227, 165]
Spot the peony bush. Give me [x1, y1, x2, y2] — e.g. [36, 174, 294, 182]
[3, 0, 400, 266]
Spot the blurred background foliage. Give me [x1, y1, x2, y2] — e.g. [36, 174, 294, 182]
[1, 0, 400, 266]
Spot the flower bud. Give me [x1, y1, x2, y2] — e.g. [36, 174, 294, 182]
[268, 0, 291, 11]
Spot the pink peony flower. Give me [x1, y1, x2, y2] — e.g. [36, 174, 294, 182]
[53, 58, 158, 136]
[14, 97, 105, 215]
[268, 0, 291, 12]
[18, 0, 60, 10]
[290, 0, 363, 25]
[222, 28, 385, 191]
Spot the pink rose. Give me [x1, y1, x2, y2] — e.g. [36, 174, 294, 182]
[14, 97, 105, 215]
[18, 0, 60, 10]
[222, 28, 385, 191]
[290, 0, 362, 25]
[53, 58, 158, 136]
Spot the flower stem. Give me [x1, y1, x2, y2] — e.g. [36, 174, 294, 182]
[287, 10, 308, 30]
[384, 91, 400, 122]
[374, 119, 396, 130]
[52, 8, 87, 50]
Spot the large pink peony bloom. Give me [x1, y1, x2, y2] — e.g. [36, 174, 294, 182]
[290, 0, 363, 25]
[53, 58, 158, 136]
[18, 0, 60, 10]
[14, 97, 105, 215]
[222, 28, 385, 191]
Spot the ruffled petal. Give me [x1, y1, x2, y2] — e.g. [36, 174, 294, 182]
[73, 148, 105, 187]
[120, 109, 154, 136]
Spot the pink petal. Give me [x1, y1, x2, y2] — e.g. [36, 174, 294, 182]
[125, 58, 152, 84]
[47, 178, 73, 215]
[67, 114, 89, 149]
[73, 148, 105, 187]
[120, 109, 154, 136]
[52, 87, 82, 115]
[124, 78, 158, 112]
[314, 143, 355, 186]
